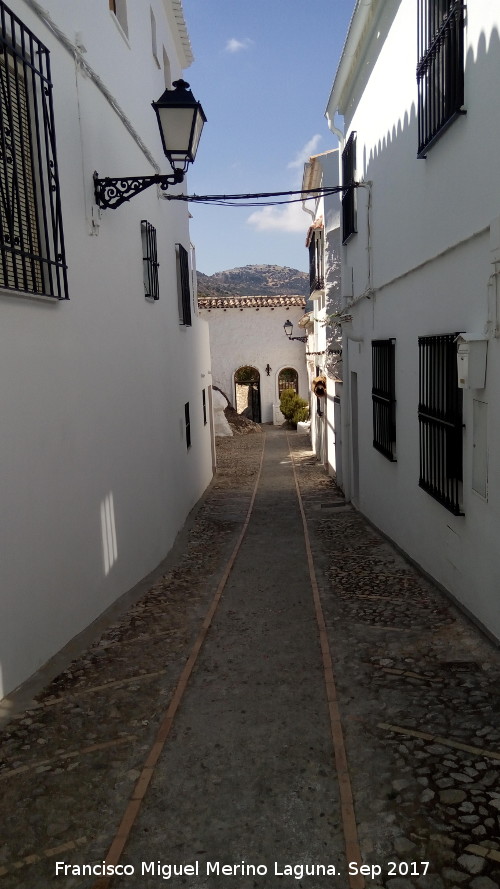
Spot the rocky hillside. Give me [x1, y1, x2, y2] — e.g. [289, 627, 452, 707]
[197, 264, 308, 298]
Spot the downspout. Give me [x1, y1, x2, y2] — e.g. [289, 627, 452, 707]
[326, 113, 344, 150]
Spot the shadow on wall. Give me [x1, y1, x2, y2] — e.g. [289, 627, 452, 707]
[348, 22, 500, 297]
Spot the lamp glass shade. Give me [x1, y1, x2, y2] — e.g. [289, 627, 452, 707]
[153, 80, 206, 167]
[283, 320, 293, 337]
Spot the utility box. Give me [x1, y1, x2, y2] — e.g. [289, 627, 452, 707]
[456, 334, 488, 389]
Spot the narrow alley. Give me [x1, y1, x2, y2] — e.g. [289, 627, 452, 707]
[1, 428, 499, 889]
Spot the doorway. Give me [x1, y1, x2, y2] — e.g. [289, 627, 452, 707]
[234, 366, 261, 423]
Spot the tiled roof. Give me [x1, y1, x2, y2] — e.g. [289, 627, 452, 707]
[198, 295, 306, 309]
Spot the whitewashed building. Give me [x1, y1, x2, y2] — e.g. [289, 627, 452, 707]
[301, 150, 342, 481]
[198, 296, 308, 425]
[326, 0, 500, 640]
[0, 0, 214, 700]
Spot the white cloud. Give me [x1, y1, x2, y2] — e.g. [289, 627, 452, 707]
[246, 135, 323, 233]
[247, 202, 307, 233]
[225, 37, 253, 53]
[287, 134, 322, 169]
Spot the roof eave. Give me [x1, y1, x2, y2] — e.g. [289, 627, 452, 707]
[325, 0, 379, 121]
[163, 0, 194, 69]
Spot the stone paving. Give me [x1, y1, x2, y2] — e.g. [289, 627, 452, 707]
[0, 428, 499, 889]
[288, 436, 500, 889]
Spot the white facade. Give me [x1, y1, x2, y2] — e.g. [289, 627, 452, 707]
[326, 0, 500, 640]
[301, 151, 342, 480]
[198, 298, 308, 424]
[0, 0, 214, 699]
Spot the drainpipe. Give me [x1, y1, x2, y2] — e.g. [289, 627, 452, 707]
[326, 114, 344, 150]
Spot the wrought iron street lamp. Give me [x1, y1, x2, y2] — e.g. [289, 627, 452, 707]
[94, 79, 206, 210]
[283, 319, 308, 343]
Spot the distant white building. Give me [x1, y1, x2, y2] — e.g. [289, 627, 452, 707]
[198, 296, 308, 425]
[301, 151, 342, 480]
[326, 0, 500, 640]
[0, 0, 214, 699]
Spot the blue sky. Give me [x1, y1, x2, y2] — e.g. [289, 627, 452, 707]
[182, 0, 354, 276]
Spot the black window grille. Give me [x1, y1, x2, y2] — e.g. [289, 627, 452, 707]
[308, 230, 324, 293]
[372, 339, 397, 461]
[418, 333, 463, 515]
[341, 131, 356, 244]
[141, 220, 159, 300]
[0, 2, 68, 299]
[176, 243, 191, 326]
[278, 368, 298, 395]
[315, 364, 323, 417]
[109, 0, 128, 36]
[202, 388, 207, 425]
[417, 0, 466, 158]
[184, 401, 191, 449]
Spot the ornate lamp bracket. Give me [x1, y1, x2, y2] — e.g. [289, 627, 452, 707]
[93, 170, 184, 210]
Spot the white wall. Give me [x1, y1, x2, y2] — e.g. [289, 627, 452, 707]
[199, 305, 308, 423]
[302, 150, 341, 475]
[329, 0, 500, 640]
[1, 1, 213, 698]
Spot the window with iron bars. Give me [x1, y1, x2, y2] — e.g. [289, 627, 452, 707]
[0, 2, 68, 299]
[184, 401, 191, 449]
[141, 220, 159, 300]
[417, 0, 466, 158]
[341, 131, 356, 244]
[372, 339, 397, 462]
[176, 243, 191, 326]
[418, 333, 463, 515]
[109, 0, 128, 37]
[308, 230, 324, 294]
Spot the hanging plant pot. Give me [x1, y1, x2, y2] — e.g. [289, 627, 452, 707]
[312, 375, 327, 397]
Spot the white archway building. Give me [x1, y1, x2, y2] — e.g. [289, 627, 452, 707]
[198, 296, 308, 424]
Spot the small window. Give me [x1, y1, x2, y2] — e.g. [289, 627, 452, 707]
[109, 0, 128, 37]
[308, 229, 324, 294]
[176, 243, 192, 326]
[341, 131, 357, 244]
[163, 47, 172, 88]
[418, 333, 463, 514]
[372, 340, 397, 461]
[0, 2, 68, 299]
[202, 388, 207, 425]
[141, 220, 159, 300]
[185, 402, 191, 449]
[417, 0, 465, 157]
[150, 7, 160, 67]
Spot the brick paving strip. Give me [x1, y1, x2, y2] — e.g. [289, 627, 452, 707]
[27, 671, 168, 709]
[377, 723, 500, 761]
[0, 836, 88, 878]
[287, 432, 365, 889]
[0, 735, 137, 780]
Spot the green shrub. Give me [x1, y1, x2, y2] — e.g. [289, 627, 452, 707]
[279, 389, 298, 418]
[292, 404, 310, 425]
[279, 390, 309, 426]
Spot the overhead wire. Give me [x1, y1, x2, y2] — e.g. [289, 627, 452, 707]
[163, 185, 348, 208]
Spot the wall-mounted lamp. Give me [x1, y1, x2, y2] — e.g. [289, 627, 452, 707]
[283, 319, 307, 343]
[265, 364, 272, 376]
[94, 80, 206, 210]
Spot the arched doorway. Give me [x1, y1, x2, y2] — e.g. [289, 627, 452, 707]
[278, 367, 299, 396]
[234, 366, 261, 423]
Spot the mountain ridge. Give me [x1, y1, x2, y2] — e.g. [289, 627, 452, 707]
[197, 264, 308, 298]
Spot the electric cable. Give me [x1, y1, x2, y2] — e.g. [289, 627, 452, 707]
[163, 185, 349, 207]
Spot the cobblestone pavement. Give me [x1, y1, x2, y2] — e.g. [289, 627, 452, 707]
[288, 436, 500, 889]
[0, 428, 499, 889]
